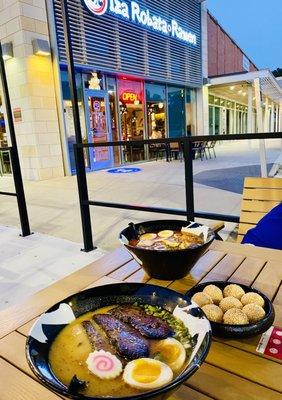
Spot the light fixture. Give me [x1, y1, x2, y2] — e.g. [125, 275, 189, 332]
[230, 86, 235, 90]
[32, 38, 51, 56]
[238, 90, 242, 94]
[2, 42, 13, 60]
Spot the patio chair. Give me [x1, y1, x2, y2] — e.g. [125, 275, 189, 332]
[192, 141, 208, 161]
[237, 177, 282, 243]
[169, 142, 183, 162]
[205, 141, 217, 158]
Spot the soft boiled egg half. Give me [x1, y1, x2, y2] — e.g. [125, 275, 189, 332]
[151, 338, 186, 372]
[123, 358, 173, 390]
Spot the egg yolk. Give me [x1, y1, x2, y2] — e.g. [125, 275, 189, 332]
[132, 360, 161, 383]
[156, 343, 180, 362]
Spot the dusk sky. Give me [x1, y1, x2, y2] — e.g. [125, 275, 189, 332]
[206, 0, 282, 71]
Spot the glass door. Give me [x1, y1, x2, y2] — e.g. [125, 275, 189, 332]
[84, 89, 113, 170]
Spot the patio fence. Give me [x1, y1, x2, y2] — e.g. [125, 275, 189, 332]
[73, 133, 282, 252]
[0, 43, 31, 237]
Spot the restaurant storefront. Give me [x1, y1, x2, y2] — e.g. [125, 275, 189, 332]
[53, 0, 202, 172]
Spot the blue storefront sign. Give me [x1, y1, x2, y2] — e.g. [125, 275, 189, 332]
[107, 167, 142, 174]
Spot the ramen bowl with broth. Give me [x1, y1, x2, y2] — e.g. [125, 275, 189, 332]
[119, 220, 215, 280]
[26, 283, 211, 400]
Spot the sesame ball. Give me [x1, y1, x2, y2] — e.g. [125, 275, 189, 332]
[241, 292, 265, 307]
[223, 284, 245, 300]
[203, 285, 223, 305]
[191, 292, 213, 307]
[223, 308, 249, 325]
[242, 304, 265, 323]
[219, 296, 243, 313]
[202, 304, 223, 323]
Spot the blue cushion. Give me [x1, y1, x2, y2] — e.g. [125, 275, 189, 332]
[242, 203, 282, 250]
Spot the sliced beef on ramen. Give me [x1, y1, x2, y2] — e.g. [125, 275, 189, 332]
[110, 305, 174, 339]
[93, 314, 149, 360]
[81, 320, 126, 365]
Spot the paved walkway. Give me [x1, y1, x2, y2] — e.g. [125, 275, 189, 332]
[0, 225, 105, 310]
[0, 139, 281, 309]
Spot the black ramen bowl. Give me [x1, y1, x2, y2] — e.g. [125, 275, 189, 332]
[26, 283, 211, 400]
[186, 281, 275, 338]
[119, 220, 215, 280]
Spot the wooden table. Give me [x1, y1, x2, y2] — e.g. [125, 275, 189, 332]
[0, 241, 281, 400]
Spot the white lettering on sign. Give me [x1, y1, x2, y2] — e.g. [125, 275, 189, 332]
[82, 0, 197, 46]
[109, 0, 129, 18]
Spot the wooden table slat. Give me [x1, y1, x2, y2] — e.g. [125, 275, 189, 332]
[252, 261, 282, 300]
[186, 249, 226, 282]
[108, 259, 140, 280]
[188, 362, 282, 400]
[0, 358, 61, 400]
[206, 341, 282, 392]
[228, 257, 266, 286]
[200, 253, 245, 283]
[211, 241, 282, 262]
[124, 268, 149, 283]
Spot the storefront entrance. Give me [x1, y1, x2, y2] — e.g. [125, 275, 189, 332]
[84, 90, 113, 170]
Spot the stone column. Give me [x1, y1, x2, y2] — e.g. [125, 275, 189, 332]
[279, 102, 282, 132]
[275, 104, 279, 132]
[270, 102, 275, 132]
[254, 78, 267, 177]
[0, 0, 64, 180]
[263, 97, 269, 133]
[247, 85, 253, 133]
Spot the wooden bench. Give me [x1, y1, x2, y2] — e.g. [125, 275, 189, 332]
[237, 177, 282, 243]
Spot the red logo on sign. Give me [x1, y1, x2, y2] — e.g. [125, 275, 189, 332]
[83, 0, 108, 16]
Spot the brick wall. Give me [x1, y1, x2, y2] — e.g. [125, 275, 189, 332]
[207, 12, 258, 77]
[0, 0, 64, 180]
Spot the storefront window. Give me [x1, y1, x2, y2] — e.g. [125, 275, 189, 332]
[214, 107, 220, 134]
[168, 86, 185, 138]
[0, 97, 11, 174]
[186, 89, 196, 135]
[145, 83, 166, 139]
[209, 95, 214, 105]
[107, 77, 120, 164]
[209, 106, 214, 135]
[118, 78, 145, 162]
[61, 69, 90, 173]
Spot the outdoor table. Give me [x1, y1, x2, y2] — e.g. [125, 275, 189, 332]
[0, 240, 281, 400]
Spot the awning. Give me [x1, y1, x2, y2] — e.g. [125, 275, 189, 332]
[208, 69, 282, 103]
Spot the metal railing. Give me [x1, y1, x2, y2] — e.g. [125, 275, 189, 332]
[74, 132, 282, 252]
[0, 43, 31, 237]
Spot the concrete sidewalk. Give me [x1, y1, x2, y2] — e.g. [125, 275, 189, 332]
[0, 225, 105, 310]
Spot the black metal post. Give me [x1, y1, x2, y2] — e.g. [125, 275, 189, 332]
[183, 138, 195, 222]
[0, 43, 31, 237]
[60, 0, 94, 251]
